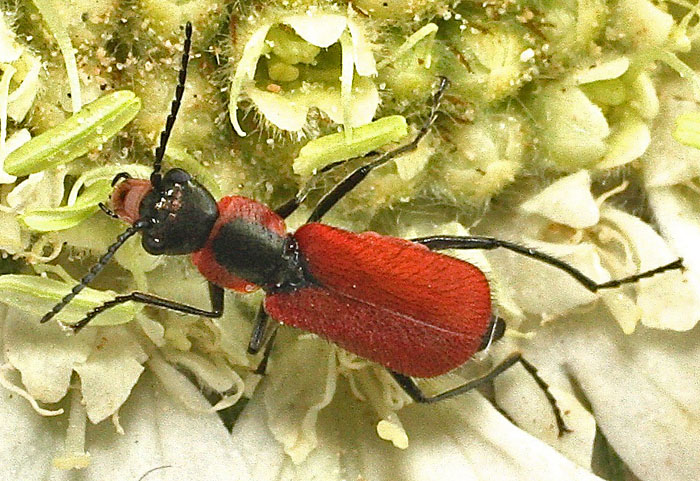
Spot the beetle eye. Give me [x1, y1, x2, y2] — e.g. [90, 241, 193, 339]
[164, 168, 191, 185]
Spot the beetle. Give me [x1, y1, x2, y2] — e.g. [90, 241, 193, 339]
[40, 23, 683, 435]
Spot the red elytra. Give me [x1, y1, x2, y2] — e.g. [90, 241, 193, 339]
[186, 196, 492, 378]
[265, 223, 491, 378]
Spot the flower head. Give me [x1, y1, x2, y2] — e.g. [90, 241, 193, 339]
[0, 1, 699, 480]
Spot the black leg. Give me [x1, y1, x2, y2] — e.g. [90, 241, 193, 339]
[390, 352, 571, 436]
[253, 326, 278, 375]
[151, 22, 193, 188]
[247, 304, 270, 355]
[70, 282, 224, 333]
[274, 196, 305, 219]
[305, 77, 450, 224]
[111, 171, 132, 186]
[247, 305, 279, 375]
[413, 235, 684, 293]
[273, 151, 381, 219]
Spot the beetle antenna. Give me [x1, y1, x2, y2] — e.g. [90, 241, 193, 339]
[40, 219, 150, 325]
[151, 21, 193, 189]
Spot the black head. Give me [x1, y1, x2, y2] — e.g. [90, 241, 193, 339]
[38, 22, 207, 330]
[139, 168, 218, 255]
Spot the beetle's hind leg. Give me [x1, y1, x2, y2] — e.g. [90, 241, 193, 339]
[413, 235, 684, 293]
[389, 352, 571, 437]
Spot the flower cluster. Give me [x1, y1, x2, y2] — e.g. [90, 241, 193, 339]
[0, 1, 699, 480]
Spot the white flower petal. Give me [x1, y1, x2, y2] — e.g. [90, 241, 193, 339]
[573, 57, 629, 84]
[612, 0, 674, 49]
[229, 23, 273, 136]
[0, 210, 26, 253]
[399, 397, 603, 481]
[522, 317, 700, 481]
[233, 371, 605, 481]
[532, 84, 609, 168]
[482, 237, 601, 318]
[599, 289, 641, 334]
[6, 167, 66, 212]
[8, 52, 41, 123]
[74, 327, 147, 423]
[0, 129, 31, 184]
[0, 17, 23, 63]
[248, 87, 310, 132]
[249, 77, 379, 132]
[630, 72, 658, 120]
[48, 371, 249, 480]
[600, 206, 700, 331]
[264, 334, 337, 464]
[315, 76, 379, 127]
[648, 185, 700, 287]
[0, 374, 64, 479]
[284, 14, 347, 48]
[347, 18, 377, 76]
[491, 341, 597, 468]
[4, 308, 95, 403]
[598, 115, 651, 169]
[643, 78, 700, 187]
[519, 171, 600, 228]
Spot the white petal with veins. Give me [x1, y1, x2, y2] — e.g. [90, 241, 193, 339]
[4, 308, 95, 403]
[233, 371, 605, 481]
[648, 185, 700, 285]
[519, 171, 600, 228]
[600, 206, 700, 331]
[49, 372, 249, 480]
[0, 374, 64, 478]
[264, 334, 337, 464]
[74, 327, 147, 423]
[284, 14, 347, 48]
[521, 317, 700, 481]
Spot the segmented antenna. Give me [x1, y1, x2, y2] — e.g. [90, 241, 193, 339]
[40, 220, 149, 325]
[151, 21, 193, 189]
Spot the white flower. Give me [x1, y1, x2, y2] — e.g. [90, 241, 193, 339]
[228, 8, 379, 136]
[2, 1, 700, 480]
[0, 306, 249, 478]
[229, 335, 605, 481]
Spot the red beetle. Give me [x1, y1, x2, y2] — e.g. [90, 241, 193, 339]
[41, 23, 682, 435]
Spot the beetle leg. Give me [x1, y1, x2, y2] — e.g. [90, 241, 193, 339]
[413, 235, 684, 293]
[253, 327, 278, 375]
[274, 151, 381, 219]
[305, 77, 450, 224]
[248, 304, 270, 354]
[247, 305, 279, 374]
[389, 352, 572, 436]
[69, 282, 224, 333]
